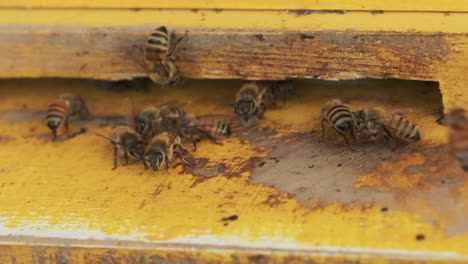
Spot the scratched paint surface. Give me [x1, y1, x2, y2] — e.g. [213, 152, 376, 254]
[0, 78, 466, 260]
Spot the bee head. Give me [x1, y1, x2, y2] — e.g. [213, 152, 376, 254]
[145, 151, 164, 171]
[353, 110, 366, 130]
[135, 118, 149, 136]
[235, 100, 256, 116]
[46, 119, 61, 130]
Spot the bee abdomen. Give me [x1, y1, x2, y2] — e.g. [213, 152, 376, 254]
[45, 100, 68, 130]
[388, 115, 420, 142]
[212, 121, 231, 137]
[327, 105, 353, 132]
[145, 27, 169, 62]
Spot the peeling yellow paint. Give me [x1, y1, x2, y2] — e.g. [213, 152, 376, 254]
[0, 78, 466, 262]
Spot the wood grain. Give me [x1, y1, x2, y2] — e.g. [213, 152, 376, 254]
[0, 26, 452, 81]
[1, 25, 467, 110]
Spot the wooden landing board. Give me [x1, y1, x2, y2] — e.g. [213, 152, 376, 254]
[0, 78, 466, 263]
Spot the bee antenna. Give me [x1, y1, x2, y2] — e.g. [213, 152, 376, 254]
[95, 133, 119, 145]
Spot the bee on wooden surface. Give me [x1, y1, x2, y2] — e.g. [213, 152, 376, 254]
[122, 98, 162, 140]
[320, 99, 356, 146]
[96, 126, 146, 170]
[45, 93, 89, 141]
[445, 108, 468, 172]
[144, 26, 186, 87]
[273, 80, 295, 105]
[159, 105, 189, 132]
[158, 105, 231, 151]
[143, 132, 191, 171]
[234, 81, 276, 126]
[180, 115, 232, 151]
[354, 107, 420, 148]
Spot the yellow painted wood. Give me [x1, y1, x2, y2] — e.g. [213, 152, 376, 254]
[2, 0, 468, 12]
[0, 79, 466, 263]
[1, 9, 467, 111]
[0, 9, 467, 32]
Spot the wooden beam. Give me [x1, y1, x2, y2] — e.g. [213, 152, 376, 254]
[0, 26, 452, 81]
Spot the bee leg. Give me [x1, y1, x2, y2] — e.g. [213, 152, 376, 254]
[112, 146, 118, 170]
[52, 129, 57, 142]
[165, 159, 170, 171]
[385, 135, 396, 150]
[64, 117, 70, 135]
[175, 151, 191, 166]
[350, 127, 357, 143]
[258, 104, 266, 118]
[192, 140, 198, 152]
[382, 126, 396, 150]
[143, 160, 149, 170]
[207, 135, 223, 146]
[124, 152, 129, 165]
[321, 119, 327, 137]
[336, 130, 351, 146]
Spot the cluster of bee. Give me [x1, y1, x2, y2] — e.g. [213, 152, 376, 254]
[46, 94, 231, 171]
[45, 26, 467, 173]
[321, 99, 421, 148]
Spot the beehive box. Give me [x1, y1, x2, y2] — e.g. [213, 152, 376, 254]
[0, 1, 468, 263]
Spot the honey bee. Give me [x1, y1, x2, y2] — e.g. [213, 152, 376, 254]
[273, 80, 295, 105]
[180, 115, 232, 151]
[320, 99, 356, 145]
[234, 81, 276, 126]
[158, 105, 231, 151]
[96, 126, 146, 170]
[445, 108, 468, 172]
[122, 98, 162, 140]
[143, 132, 191, 171]
[45, 93, 89, 140]
[159, 105, 189, 132]
[354, 107, 421, 148]
[144, 26, 186, 87]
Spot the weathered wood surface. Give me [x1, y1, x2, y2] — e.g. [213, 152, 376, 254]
[2, 25, 467, 110]
[3, 0, 468, 12]
[0, 26, 454, 81]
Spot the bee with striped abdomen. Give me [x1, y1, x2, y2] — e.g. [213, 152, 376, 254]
[158, 105, 231, 151]
[320, 99, 356, 146]
[234, 81, 276, 126]
[143, 132, 191, 171]
[96, 126, 146, 170]
[45, 93, 89, 141]
[144, 26, 186, 87]
[445, 108, 468, 172]
[180, 115, 232, 151]
[354, 107, 420, 149]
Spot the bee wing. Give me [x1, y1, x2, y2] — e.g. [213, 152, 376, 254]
[121, 97, 136, 127]
[186, 115, 232, 138]
[125, 43, 151, 74]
